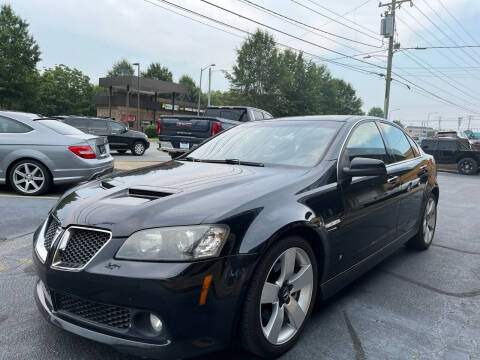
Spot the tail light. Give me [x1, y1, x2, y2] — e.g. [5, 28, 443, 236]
[212, 121, 222, 136]
[157, 119, 162, 135]
[69, 145, 96, 159]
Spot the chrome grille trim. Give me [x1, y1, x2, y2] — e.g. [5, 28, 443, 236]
[51, 226, 112, 272]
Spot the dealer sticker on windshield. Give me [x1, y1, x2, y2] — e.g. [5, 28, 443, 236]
[180, 142, 190, 149]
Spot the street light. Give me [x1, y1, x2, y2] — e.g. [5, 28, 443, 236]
[197, 64, 215, 115]
[388, 107, 400, 120]
[132, 62, 140, 130]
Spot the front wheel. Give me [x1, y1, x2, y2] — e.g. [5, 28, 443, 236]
[406, 193, 437, 250]
[240, 236, 317, 358]
[132, 141, 146, 156]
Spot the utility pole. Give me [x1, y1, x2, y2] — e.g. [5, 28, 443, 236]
[207, 66, 212, 107]
[458, 117, 463, 131]
[438, 116, 441, 131]
[379, 0, 412, 117]
[132, 63, 140, 131]
[467, 115, 472, 130]
[197, 64, 215, 115]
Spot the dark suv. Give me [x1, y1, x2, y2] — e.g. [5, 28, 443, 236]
[421, 137, 479, 175]
[56, 116, 150, 156]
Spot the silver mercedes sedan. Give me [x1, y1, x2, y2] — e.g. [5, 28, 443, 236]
[0, 111, 114, 196]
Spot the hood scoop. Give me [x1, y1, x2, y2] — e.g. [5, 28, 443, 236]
[128, 188, 173, 200]
[101, 180, 116, 189]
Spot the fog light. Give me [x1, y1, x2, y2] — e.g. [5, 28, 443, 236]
[150, 313, 163, 332]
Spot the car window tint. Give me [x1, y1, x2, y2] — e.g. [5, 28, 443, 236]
[66, 118, 88, 129]
[421, 140, 437, 150]
[263, 112, 273, 119]
[109, 121, 125, 132]
[346, 122, 389, 163]
[0, 117, 33, 133]
[407, 136, 420, 157]
[37, 120, 84, 135]
[379, 123, 415, 162]
[253, 111, 264, 121]
[90, 119, 108, 132]
[438, 140, 458, 151]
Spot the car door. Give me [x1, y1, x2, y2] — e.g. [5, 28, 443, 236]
[336, 121, 401, 270]
[378, 122, 426, 234]
[107, 121, 128, 150]
[88, 119, 109, 137]
[420, 139, 438, 160]
[436, 140, 459, 170]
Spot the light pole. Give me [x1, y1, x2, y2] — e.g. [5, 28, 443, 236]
[426, 112, 437, 137]
[132, 63, 140, 130]
[388, 107, 400, 120]
[197, 64, 215, 115]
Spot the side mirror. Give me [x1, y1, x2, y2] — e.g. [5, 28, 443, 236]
[343, 157, 387, 177]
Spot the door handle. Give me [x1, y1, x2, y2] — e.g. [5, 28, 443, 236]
[387, 176, 399, 184]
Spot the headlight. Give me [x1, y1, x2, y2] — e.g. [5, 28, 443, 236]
[34, 217, 50, 263]
[116, 225, 229, 261]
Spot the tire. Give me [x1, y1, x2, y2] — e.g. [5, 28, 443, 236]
[458, 157, 478, 175]
[117, 150, 127, 154]
[132, 141, 146, 156]
[406, 193, 437, 250]
[240, 236, 318, 358]
[9, 159, 52, 196]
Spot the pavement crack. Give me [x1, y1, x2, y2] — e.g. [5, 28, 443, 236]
[432, 244, 480, 256]
[343, 311, 366, 360]
[382, 270, 480, 298]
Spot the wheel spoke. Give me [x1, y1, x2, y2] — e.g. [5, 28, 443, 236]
[261, 282, 280, 304]
[32, 176, 44, 181]
[14, 178, 26, 185]
[289, 265, 313, 293]
[279, 248, 296, 285]
[265, 303, 284, 343]
[14, 170, 26, 177]
[24, 164, 31, 174]
[30, 181, 40, 190]
[285, 297, 306, 330]
[24, 182, 30, 192]
[31, 167, 40, 176]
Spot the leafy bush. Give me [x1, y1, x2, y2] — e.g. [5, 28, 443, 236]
[144, 125, 157, 138]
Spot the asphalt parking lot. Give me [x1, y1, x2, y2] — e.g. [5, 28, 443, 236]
[0, 171, 479, 360]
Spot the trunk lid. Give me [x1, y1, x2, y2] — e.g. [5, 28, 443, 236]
[161, 116, 214, 139]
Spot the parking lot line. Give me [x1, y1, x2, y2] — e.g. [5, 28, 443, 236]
[0, 194, 59, 200]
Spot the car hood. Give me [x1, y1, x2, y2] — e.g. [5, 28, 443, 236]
[53, 161, 312, 237]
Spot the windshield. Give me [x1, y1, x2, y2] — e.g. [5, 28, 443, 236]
[204, 108, 247, 121]
[37, 119, 85, 135]
[187, 120, 342, 167]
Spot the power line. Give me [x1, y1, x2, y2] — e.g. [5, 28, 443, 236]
[321, 0, 374, 27]
[236, 0, 381, 55]
[401, 45, 480, 50]
[235, 0, 383, 48]
[300, 0, 379, 36]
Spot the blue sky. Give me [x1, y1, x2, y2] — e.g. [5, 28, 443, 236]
[9, 0, 480, 129]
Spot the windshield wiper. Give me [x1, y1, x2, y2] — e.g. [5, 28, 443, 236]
[179, 156, 199, 162]
[200, 159, 264, 167]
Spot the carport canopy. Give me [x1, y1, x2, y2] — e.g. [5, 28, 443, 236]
[99, 76, 187, 95]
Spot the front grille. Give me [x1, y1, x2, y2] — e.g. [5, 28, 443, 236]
[54, 292, 131, 329]
[56, 228, 111, 269]
[44, 216, 60, 250]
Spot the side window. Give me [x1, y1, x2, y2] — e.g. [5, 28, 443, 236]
[379, 123, 415, 162]
[346, 122, 389, 163]
[406, 136, 420, 157]
[438, 140, 458, 151]
[66, 118, 88, 130]
[253, 110, 264, 121]
[263, 112, 273, 119]
[421, 140, 437, 151]
[0, 117, 33, 133]
[89, 119, 108, 133]
[109, 121, 125, 133]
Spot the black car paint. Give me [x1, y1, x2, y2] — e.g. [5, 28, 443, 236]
[34, 116, 439, 359]
[56, 116, 150, 152]
[421, 138, 480, 171]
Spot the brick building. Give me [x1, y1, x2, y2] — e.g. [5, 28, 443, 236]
[92, 76, 200, 130]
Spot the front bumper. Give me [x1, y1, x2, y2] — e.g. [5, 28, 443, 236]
[33, 235, 258, 359]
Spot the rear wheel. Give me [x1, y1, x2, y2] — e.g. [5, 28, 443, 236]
[132, 141, 146, 156]
[458, 157, 478, 175]
[9, 160, 51, 196]
[240, 236, 317, 358]
[406, 193, 437, 250]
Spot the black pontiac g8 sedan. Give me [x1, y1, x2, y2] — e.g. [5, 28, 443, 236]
[33, 116, 439, 359]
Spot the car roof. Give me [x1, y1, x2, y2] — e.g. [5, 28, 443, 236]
[57, 115, 113, 121]
[207, 106, 271, 112]
[259, 115, 375, 123]
[0, 110, 42, 122]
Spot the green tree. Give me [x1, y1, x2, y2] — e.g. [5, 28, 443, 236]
[0, 5, 41, 111]
[142, 62, 172, 81]
[327, 79, 364, 115]
[38, 65, 96, 116]
[368, 107, 385, 118]
[178, 74, 199, 103]
[107, 59, 134, 77]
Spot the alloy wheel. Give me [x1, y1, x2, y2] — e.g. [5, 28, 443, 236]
[423, 198, 436, 245]
[461, 160, 473, 174]
[12, 163, 45, 194]
[260, 247, 313, 345]
[134, 142, 145, 155]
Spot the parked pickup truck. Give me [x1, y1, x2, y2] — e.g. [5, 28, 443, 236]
[157, 106, 273, 156]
